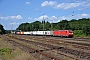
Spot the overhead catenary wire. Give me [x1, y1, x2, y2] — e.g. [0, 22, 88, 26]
[10, 0, 32, 31]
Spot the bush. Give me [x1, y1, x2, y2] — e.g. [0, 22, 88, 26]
[74, 30, 85, 37]
[83, 25, 90, 36]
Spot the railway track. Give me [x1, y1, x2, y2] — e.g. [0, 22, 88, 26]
[4, 35, 90, 60]
[14, 35, 90, 43]
[14, 35, 90, 50]
[3, 35, 60, 60]
[16, 35, 90, 42]
[7, 36, 78, 60]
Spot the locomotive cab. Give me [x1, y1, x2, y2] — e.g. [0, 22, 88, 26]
[68, 30, 73, 37]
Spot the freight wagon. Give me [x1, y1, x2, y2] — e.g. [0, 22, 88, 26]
[31, 31, 53, 36]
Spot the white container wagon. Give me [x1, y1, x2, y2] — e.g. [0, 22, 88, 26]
[32, 31, 37, 35]
[24, 32, 31, 35]
[45, 31, 53, 36]
[35, 31, 53, 36]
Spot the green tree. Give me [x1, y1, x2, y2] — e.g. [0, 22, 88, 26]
[83, 25, 90, 36]
[32, 21, 41, 31]
[58, 20, 70, 30]
[53, 23, 58, 30]
[44, 21, 51, 30]
[0, 24, 5, 34]
[16, 22, 30, 31]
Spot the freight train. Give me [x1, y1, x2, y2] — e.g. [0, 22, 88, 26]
[15, 30, 73, 38]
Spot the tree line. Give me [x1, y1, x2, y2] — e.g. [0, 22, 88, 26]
[16, 18, 90, 36]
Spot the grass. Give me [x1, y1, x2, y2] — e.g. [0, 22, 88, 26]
[0, 48, 12, 60]
[0, 36, 33, 60]
[12, 47, 31, 60]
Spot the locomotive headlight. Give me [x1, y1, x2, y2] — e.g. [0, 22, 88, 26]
[69, 33, 73, 34]
[69, 33, 71, 34]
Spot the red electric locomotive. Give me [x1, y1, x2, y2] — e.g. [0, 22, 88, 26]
[53, 30, 73, 37]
